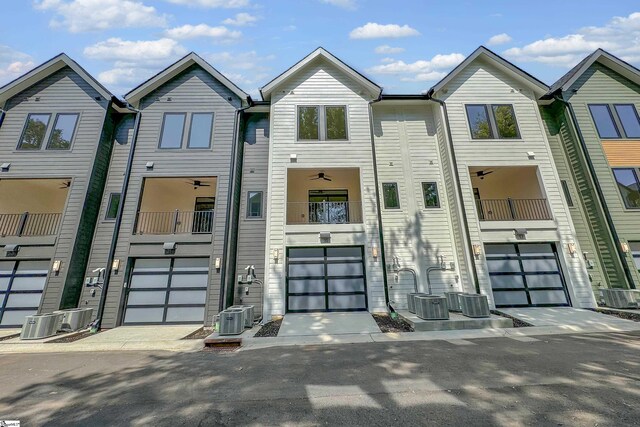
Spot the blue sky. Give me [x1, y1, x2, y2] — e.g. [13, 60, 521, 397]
[1, 1, 639, 98]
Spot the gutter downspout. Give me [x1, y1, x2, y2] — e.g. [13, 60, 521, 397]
[95, 104, 141, 329]
[368, 95, 391, 310]
[555, 95, 636, 289]
[428, 91, 481, 294]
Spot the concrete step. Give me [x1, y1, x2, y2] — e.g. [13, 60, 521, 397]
[397, 310, 513, 331]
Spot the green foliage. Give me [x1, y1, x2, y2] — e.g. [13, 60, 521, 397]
[298, 106, 319, 140]
[326, 106, 347, 140]
[493, 105, 519, 138]
[20, 116, 48, 149]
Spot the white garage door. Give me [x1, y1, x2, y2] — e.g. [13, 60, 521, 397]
[486, 243, 570, 307]
[123, 257, 209, 324]
[0, 260, 48, 327]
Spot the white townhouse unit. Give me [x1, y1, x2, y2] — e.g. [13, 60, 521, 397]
[430, 47, 596, 309]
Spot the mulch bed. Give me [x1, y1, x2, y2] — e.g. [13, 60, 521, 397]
[47, 330, 98, 343]
[373, 313, 414, 333]
[0, 333, 20, 342]
[594, 308, 640, 322]
[182, 327, 214, 340]
[254, 319, 282, 337]
[491, 310, 533, 328]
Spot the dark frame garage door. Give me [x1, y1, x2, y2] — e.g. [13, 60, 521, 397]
[0, 259, 49, 327]
[486, 243, 571, 307]
[286, 246, 367, 313]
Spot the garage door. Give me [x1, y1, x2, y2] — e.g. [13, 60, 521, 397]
[286, 246, 367, 312]
[0, 260, 49, 327]
[486, 243, 570, 307]
[123, 257, 209, 324]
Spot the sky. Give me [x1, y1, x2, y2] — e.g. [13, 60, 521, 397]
[1, 1, 640, 98]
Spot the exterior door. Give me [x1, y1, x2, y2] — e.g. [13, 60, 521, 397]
[0, 259, 48, 327]
[286, 246, 367, 312]
[193, 197, 215, 233]
[485, 243, 570, 307]
[308, 190, 349, 224]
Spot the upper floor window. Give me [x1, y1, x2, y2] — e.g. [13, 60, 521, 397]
[589, 104, 640, 139]
[187, 113, 214, 149]
[47, 114, 79, 150]
[612, 168, 640, 209]
[465, 104, 520, 140]
[18, 113, 51, 150]
[17, 113, 78, 151]
[297, 105, 348, 141]
[159, 113, 186, 149]
[105, 193, 121, 220]
[382, 182, 400, 209]
[247, 191, 263, 218]
[421, 182, 440, 208]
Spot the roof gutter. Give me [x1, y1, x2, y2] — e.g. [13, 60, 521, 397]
[554, 94, 636, 289]
[427, 90, 481, 294]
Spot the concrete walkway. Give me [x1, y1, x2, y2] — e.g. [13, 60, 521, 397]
[500, 307, 636, 329]
[278, 313, 381, 337]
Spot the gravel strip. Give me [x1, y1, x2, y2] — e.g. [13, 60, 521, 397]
[373, 313, 414, 333]
[47, 330, 97, 343]
[254, 319, 282, 337]
[594, 308, 640, 322]
[491, 310, 533, 328]
[182, 327, 214, 340]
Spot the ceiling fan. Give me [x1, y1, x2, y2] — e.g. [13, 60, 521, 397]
[309, 172, 332, 181]
[475, 169, 495, 180]
[59, 180, 71, 189]
[186, 179, 211, 189]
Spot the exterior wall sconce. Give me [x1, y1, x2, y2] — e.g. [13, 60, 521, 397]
[567, 243, 577, 255]
[52, 260, 61, 275]
[112, 259, 120, 274]
[1, 162, 10, 172]
[526, 151, 535, 159]
[146, 161, 154, 170]
[272, 248, 280, 263]
[215, 257, 221, 271]
[371, 242, 379, 260]
[621, 241, 630, 254]
[472, 244, 482, 258]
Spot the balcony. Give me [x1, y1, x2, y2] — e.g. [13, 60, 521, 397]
[286, 168, 363, 225]
[0, 178, 68, 237]
[134, 177, 216, 235]
[469, 166, 552, 222]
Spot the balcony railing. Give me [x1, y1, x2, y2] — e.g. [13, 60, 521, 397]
[134, 210, 214, 235]
[475, 198, 552, 221]
[0, 212, 62, 237]
[287, 201, 363, 225]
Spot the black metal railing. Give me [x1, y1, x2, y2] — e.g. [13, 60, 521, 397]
[475, 198, 552, 221]
[134, 210, 214, 235]
[0, 212, 62, 237]
[287, 201, 363, 224]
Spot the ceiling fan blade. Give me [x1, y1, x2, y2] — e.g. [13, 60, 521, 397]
[323, 177, 332, 181]
[310, 177, 321, 180]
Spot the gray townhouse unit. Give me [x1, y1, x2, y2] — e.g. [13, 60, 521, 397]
[0, 54, 129, 327]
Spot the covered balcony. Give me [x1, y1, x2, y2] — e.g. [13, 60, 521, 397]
[0, 179, 68, 237]
[287, 168, 363, 225]
[134, 177, 216, 235]
[469, 166, 552, 221]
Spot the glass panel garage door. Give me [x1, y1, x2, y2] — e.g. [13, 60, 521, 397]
[123, 258, 209, 324]
[286, 246, 367, 312]
[0, 260, 49, 327]
[486, 243, 570, 307]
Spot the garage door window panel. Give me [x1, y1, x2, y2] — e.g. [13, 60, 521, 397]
[289, 279, 325, 294]
[0, 259, 48, 327]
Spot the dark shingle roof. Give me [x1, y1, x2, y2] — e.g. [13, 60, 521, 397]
[545, 51, 598, 96]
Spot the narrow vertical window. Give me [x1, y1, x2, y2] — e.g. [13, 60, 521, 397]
[466, 105, 493, 139]
[382, 183, 400, 209]
[188, 113, 214, 149]
[47, 113, 79, 150]
[247, 191, 263, 218]
[105, 193, 121, 220]
[421, 182, 440, 208]
[630, 242, 640, 271]
[612, 168, 640, 209]
[560, 180, 574, 207]
[159, 113, 186, 148]
[325, 106, 347, 140]
[297, 106, 319, 140]
[18, 113, 51, 150]
[589, 105, 620, 138]
[492, 105, 520, 139]
[614, 104, 640, 138]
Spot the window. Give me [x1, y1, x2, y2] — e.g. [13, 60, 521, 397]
[105, 193, 121, 220]
[560, 180, 574, 207]
[159, 113, 186, 148]
[298, 106, 319, 140]
[47, 113, 78, 150]
[614, 104, 640, 138]
[589, 105, 620, 138]
[421, 182, 440, 208]
[18, 113, 51, 150]
[630, 242, 640, 271]
[247, 191, 263, 218]
[466, 104, 521, 140]
[492, 105, 520, 138]
[466, 105, 493, 139]
[187, 113, 213, 149]
[325, 106, 347, 140]
[382, 183, 400, 209]
[613, 168, 640, 209]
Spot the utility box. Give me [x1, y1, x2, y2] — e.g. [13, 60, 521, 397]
[444, 292, 467, 312]
[601, 289, 639, 309]
[54, 308, 94, 332]
[219, 309, 245, 335]
[406, 293, 430, 314]
[229, 305, 255, 328]
[415, 296, 449, 320]
[460, 294, 491, 318]
[20, 312, 64, 340]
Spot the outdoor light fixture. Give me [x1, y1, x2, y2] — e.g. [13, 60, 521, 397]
[215, 257, 221, 270]
[112, 259, 120, 274]
[371, 242, 379, 260]
[567, 242, 577, 255]
[52, 260, 61, 275]
[472, 244, 482, 257]
[146, 161, 154, 170]
[0, 162, 10, 172]
[526, 151, 536, 159]
[621, 241, 630, 253]
[272, 248, 280, 263]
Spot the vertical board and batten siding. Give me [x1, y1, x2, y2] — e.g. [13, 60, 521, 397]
[0, 66, 109, 313]
[566, 62, 640, 287]
[263, 58, 385, 318]
[372, 103, 464, 308]
[98, 64, 242, 327]
[438, 57, 595, 308]
[234, 113, 269, 314]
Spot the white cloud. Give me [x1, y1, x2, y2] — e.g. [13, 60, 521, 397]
[350, 23, 420, 39]
[504, 12, 640, 66]
[367, 52, 464, 82]
[0, 46, 35, 85]
[34, 0, 167, 33]
[164, 0, 250, 7]
[222, 13, 259, 26]
[375, 45, 405, 54]
[165, 24, 242, 41]
[320, 0, 357, 10]
[487, 33, 512, 46]
[380, 57, 396, 64]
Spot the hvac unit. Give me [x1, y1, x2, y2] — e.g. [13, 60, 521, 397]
[406, 293, 430, 314]
[415, 296, 449, 320]
[444, 292, 467, 312]
[460, 294, 491, 318]
[228, 305, 255, 328]
[54, 308, 94, 332]
[601, 289, 639, 309]
[219, 308, 245, 335]
[20, 312, 64, 340]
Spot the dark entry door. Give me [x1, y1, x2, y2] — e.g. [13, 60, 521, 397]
[308, 190, 349, 224]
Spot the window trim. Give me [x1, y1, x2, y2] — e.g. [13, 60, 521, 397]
[382, 182, 400, 209]
[613, 104, 640, 139]
[465, 104, 522, 140]
[421, 182, 440, 208]
[158, 112, 187, 149]
[612, 167, 640, 210]
[186, 112, 214, 149]
[296, 104, 349, 142]
[246, 191, 264, 219]
[46, 113, 79, 151]
[297, 105, 321, 141]
[324, 105, 349, 141]
[491, 104, 521, 139]
[105, 192, 121, 220]
[466, 104, 494, 140]
[17, 113, 52, 151]
[588, 104, 621, 139]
